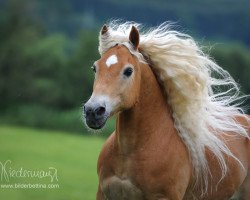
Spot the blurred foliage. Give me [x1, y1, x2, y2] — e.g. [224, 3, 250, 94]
[210, 43, 250, 95]
[0, 1, 99, 110]
[0, 0, 101, 134]
[0, 0, 249, 134]
[1, 0, 250, 45]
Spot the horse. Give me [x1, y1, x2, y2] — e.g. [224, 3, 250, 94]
[83, 22, 250, 200]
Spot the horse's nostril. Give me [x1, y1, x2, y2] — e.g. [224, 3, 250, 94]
[84, 104, 106, 119]
[84, 106, 93, 117]
[95, 106, 106, 116]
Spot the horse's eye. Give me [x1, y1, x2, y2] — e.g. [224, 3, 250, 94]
[123, 67, 133, 77]
[91, 65, 96, 73]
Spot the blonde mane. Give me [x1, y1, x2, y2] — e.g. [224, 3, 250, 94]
[98, 21, 249, 193]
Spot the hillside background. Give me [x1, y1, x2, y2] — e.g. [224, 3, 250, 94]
[0, 0, 250, 134]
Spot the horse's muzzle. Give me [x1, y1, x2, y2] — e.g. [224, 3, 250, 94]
[83, 103, 108, 129]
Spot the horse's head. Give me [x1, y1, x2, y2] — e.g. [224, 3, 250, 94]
[84, 25, 141, 129]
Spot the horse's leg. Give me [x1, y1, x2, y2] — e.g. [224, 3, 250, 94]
[96, 184, 105, 200]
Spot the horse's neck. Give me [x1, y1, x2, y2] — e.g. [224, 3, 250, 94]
[115, 63, 175, 154]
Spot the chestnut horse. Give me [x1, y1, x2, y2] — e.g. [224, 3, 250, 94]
[84, 22, 250, 200]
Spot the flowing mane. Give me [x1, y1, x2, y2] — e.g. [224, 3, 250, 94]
[98, 21, 249, 191]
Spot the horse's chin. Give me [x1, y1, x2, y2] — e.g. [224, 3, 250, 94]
[89, 122, 106, 130]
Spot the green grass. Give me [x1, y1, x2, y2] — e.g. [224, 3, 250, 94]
[0, 126, 104, 200]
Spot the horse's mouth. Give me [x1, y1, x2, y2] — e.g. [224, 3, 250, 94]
[85, 116, 108, 130]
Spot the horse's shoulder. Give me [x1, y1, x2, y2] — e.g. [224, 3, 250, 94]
[97, 132, 116, 173]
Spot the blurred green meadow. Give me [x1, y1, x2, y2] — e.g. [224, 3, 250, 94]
[0, 125, 104, 200]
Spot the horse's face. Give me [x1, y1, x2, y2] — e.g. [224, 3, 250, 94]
[84, 26, 140, 129]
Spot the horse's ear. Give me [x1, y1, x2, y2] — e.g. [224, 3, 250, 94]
[99, 24, 109, 55]
[129, 26, 140, 50]
[100, 24, 108, 35]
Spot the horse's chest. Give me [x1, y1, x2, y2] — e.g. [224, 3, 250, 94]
[102, 176, 143, 200]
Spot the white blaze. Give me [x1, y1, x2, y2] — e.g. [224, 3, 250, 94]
[106, 55, 118, 67]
